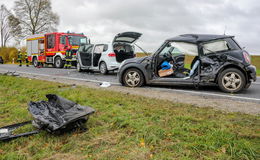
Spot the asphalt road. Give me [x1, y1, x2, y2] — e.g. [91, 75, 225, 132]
[1, 64, 260, 103]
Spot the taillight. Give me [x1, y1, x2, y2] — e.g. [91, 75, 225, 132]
[108, 52, 116, 57]
[243, 52, 251, 64]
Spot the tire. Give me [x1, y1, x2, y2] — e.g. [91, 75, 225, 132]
[218, 68, 246, 93]
[77, 61, 83, 72]
[54, 57, 64, 68]
[33, 57, 38, 67]
[99, 62, 108, 75]
[123, 68, 144, 87]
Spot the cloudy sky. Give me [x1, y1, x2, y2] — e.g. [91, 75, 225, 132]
[2, 0, 260, 54]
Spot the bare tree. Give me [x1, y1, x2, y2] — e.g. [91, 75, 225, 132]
[13, 0, 59, 37]
[0, 5, 11, 47]
[8, 15, 22, 43]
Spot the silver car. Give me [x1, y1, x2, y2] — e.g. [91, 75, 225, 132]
[76, 32, 142, 74]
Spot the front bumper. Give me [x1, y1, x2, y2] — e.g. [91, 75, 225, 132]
[245, 65, 257, 82]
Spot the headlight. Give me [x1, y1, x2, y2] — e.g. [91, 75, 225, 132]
[243, 52, 251, 64]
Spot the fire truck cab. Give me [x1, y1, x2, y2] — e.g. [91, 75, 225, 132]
[26, 32, 88, 68]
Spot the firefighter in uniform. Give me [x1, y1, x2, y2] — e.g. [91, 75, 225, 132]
[64, 46, 72, 69]
[24, 52, 29, 67]
[17, 49, 22, 67]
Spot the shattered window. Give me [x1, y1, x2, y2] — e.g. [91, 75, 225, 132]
[203, 40, 229, 54]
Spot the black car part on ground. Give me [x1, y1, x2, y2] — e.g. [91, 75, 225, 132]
[0, 121, 39, 141]
[0, 94, 95, 141]
[29, 94, 95, 133]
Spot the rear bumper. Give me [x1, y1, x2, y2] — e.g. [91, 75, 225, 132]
[245, 65, 257, 82]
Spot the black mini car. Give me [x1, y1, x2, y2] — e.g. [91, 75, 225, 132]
[0, 56, 3, 64]
[118, 34, 257, 93]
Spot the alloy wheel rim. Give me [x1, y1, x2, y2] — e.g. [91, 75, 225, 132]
[125, 71, 141, 87]
[222, 72, 242, 91]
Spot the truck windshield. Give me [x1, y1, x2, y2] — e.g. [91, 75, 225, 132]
[69, 36, 87, 46]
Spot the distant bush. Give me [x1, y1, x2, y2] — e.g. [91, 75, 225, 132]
[0, 47, 26, 63]
[0, 47, 18, 63]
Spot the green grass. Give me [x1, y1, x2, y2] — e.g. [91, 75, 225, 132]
[0, 76, 259, 159]
[252, 56, 260, 76]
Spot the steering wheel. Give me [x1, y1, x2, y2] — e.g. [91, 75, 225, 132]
[163, 51, 173, 60]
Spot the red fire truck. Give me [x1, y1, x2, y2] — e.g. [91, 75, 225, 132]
[26, 32, 88, 68]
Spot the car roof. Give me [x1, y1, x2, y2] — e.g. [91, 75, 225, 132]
[166, 34, 234, 43]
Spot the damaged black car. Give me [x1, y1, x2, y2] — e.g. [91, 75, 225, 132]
[118, 34, 257, 93]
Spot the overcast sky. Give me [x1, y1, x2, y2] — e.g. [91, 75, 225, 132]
[2, 0, 260, 54]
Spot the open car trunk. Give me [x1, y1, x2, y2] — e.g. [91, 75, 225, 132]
[114, 44, 135, 63]
[113, 32, 142, 63]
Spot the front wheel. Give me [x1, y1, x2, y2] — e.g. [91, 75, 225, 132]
[99, 62, 108, 75]
[218, 68, 246, 93]
[77, 61, 83, 72]
[54, 57, 64, 68]
[123, 68, 144, 87]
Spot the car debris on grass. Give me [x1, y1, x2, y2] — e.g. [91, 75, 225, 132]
[0, 94, 95, 141]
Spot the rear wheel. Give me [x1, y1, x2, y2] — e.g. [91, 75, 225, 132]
[123, 68, 144, 87]
[99, 62, 108, 75]
[33, 57, 38, 67]
[54, 57, 64, 68]
[218, 68, 246, 93]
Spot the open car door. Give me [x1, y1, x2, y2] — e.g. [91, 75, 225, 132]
[113, 32, 142, 44]
[78, 44, 93, 67]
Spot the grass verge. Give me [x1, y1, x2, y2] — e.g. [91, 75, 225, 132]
[0, 75, 259, 159]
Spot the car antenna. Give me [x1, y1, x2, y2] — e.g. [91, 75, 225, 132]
[224, 25, 227, 35]
[134, 43, 149, 56]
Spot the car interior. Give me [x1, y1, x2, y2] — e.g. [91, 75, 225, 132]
[113, 43, 135, 63]
[156, 42, 200, 79]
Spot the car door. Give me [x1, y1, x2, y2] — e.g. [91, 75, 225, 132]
[93, 44, 104, 67]
[78, 44, 93, 67]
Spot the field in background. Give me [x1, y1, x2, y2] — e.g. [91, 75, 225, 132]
[252, 56, 260, 76]
[0, 75, 259, 159]
[136, 53, 260, 75]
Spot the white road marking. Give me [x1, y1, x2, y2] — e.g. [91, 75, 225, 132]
[1, 69, 260, 102]
[13, 71, 120, 85]
[152, 87, 260, 101]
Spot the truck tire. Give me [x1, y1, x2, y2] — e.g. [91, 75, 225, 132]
[218, 68, 246, 93]
[54, 57, 64, 68]
[33, 57, 39, 67]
